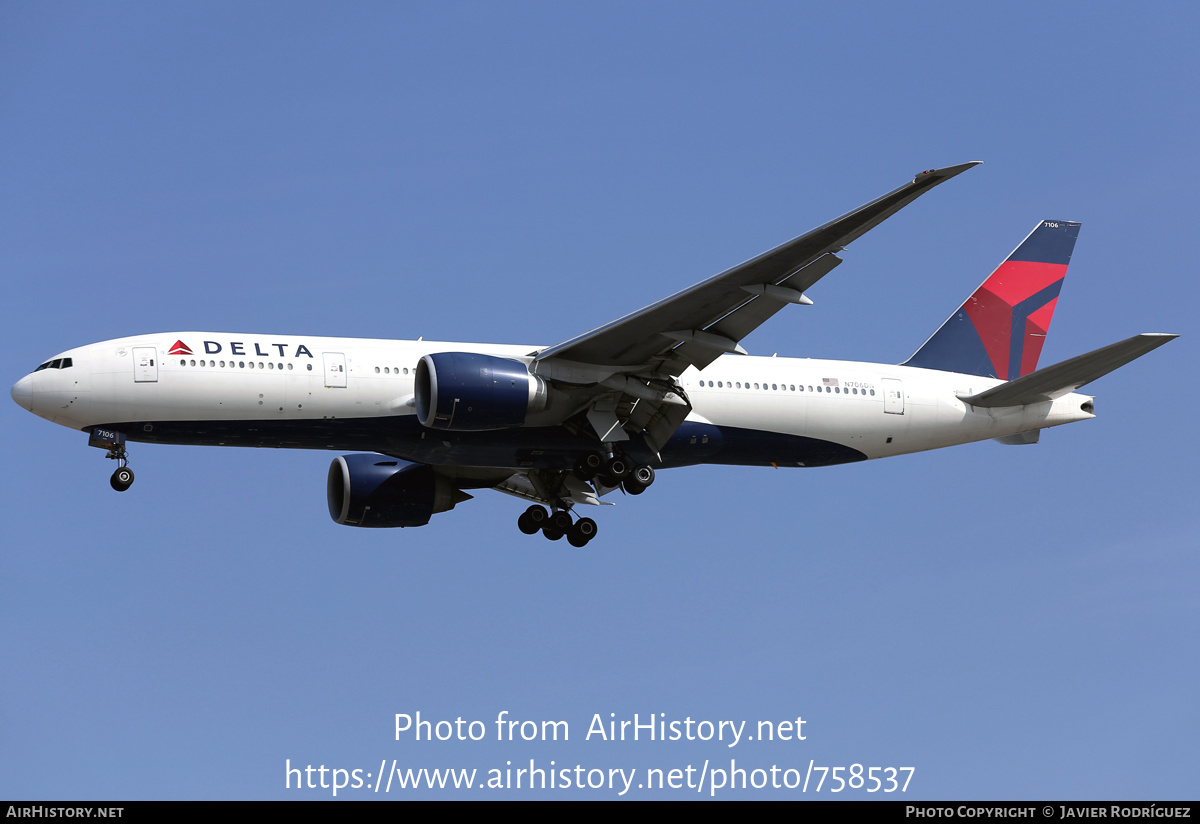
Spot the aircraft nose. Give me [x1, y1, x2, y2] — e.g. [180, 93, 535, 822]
[11, 374, 33, 412]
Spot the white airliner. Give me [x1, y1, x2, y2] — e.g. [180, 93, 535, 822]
[11, 163, 1176, 546]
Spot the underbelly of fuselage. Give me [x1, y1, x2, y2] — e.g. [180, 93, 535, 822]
[96, 416, 868, 471]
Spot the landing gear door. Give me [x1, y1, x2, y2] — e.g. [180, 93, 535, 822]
[882, 378, 904, 414]
[323, 352, 347, 388]
[133, 347, 158, 382]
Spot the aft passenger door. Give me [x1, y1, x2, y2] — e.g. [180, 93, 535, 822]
[323, 352, 347, 388]
[882, 378, 904, 414]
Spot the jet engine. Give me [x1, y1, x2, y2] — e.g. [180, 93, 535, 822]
[414, 352, 548, 430]
[327, 454, 471, 528]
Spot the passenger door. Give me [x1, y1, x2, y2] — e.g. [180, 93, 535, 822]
[882, 378, 904, 414]
[133, 347, 158, 382]
[323, 352, 347, 388]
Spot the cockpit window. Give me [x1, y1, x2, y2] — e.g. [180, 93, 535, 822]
[32, 358, 72, 372]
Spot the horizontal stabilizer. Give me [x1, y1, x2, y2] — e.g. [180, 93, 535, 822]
[959, 333, 1178, 408]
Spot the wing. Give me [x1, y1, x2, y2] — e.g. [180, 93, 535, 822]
[535, 162, 980, 372]
[530, 162, 980, 452]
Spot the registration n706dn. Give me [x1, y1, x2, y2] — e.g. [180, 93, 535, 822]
[12, 163, 1176, 546]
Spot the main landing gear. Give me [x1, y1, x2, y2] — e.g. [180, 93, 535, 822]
[518, 505, 598, 548]
[573, 452, 656, 496]
[515, 451, 657, 546]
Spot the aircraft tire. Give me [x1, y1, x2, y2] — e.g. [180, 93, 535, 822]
[568, 517, 597, 547]
[110, 467, 134, 492]
[574, 452, 604, 481]
[542, 527, 565, 541]
[519, 505, 548, 534]
[631, 465, 655, 488]
[603, 456, 630, 482]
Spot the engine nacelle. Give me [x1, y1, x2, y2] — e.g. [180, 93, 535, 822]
[327, 454, 467, 528]
[414, 352, 548, 430]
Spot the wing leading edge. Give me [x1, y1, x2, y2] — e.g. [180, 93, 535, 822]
[535, 162, 981, 373]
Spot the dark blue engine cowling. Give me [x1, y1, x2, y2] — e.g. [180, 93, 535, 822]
[414, 352, 547, 431]
[327, 454, 465, 528]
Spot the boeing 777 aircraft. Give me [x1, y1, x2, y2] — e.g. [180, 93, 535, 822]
[11, 163, 1176, 546]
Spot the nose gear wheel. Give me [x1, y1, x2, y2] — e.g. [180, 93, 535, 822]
[105, 442, 134, 492]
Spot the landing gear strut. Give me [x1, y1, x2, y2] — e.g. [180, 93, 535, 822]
[108, 450, 134, 492]
[106, 445, 134, 492]
[517, 504, 598, 547]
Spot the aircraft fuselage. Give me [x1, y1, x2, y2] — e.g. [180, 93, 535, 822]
[12, 331, 1095, 472]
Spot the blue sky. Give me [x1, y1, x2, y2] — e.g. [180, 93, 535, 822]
[2, 3, 1196, 799]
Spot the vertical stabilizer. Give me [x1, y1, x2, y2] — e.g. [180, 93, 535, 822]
[904, 220, 1080, 379]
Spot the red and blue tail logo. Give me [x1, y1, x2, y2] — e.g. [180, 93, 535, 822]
[903, 220, 1080, 379]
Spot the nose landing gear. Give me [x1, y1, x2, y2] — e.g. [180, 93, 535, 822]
[107, 441, 135, 494]
[89, 428, 134, 492]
